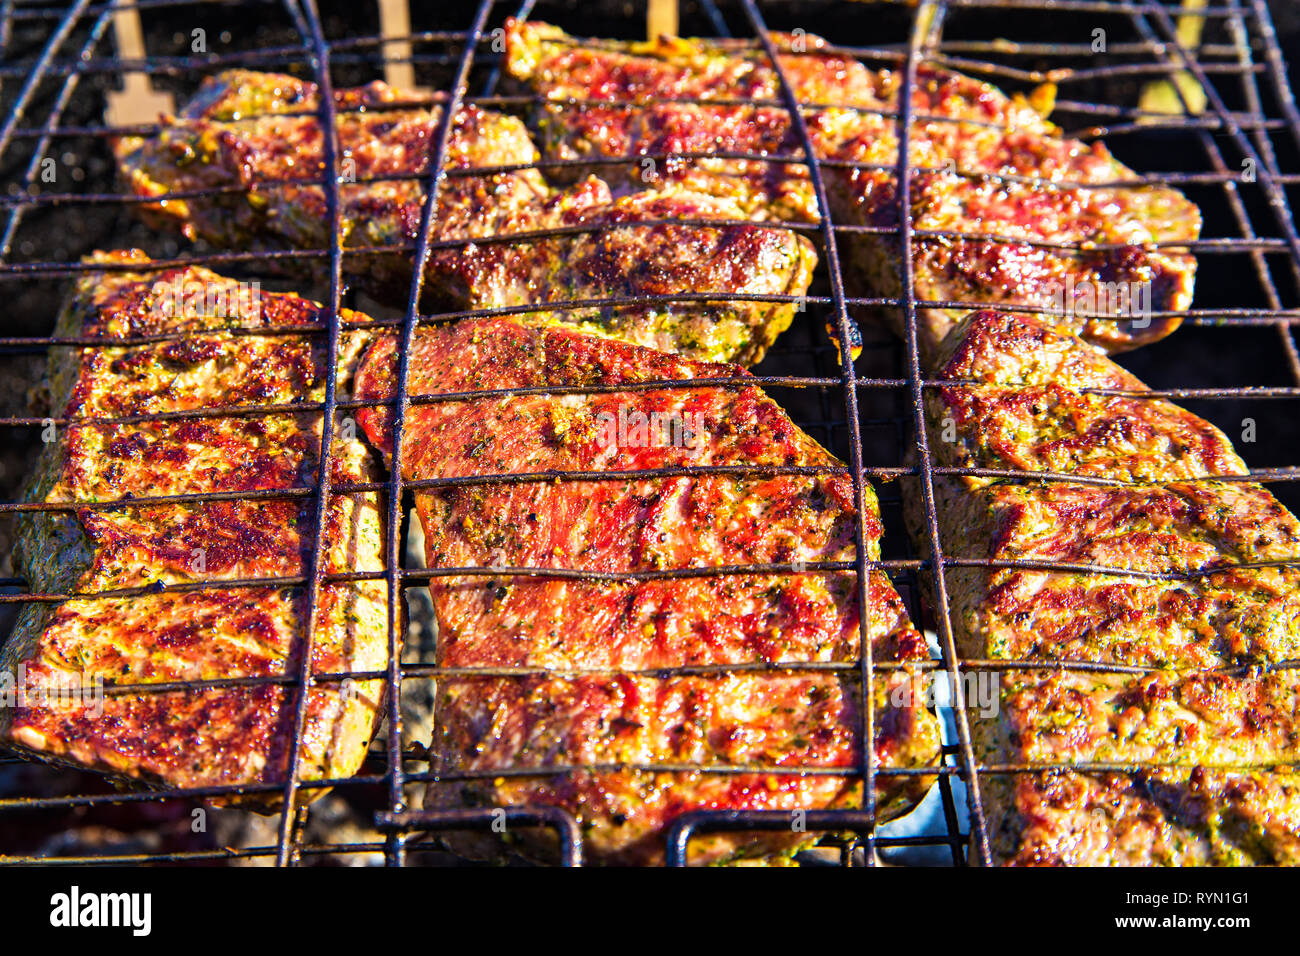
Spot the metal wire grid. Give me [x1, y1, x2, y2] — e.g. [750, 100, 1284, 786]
[0, 0, 1296, 866]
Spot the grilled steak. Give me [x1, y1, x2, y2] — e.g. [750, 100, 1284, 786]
[117, 69, 816, 366]
[503, 19, 881, 221]
[1, 250, 387, 804]
[441, 174, 816, 366]
[823, 68, 1200, 367]
[505, 20, 1200, 365]
[353, 316, 940, 864]
[117, 70, 548, 304]
[910, 310, 1300, 865]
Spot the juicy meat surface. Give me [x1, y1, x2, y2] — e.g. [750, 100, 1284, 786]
[505, 20, 1200, 365]
[441, 174, 816, 366]
[354, 317, 940, 864]
[117, 70, 549, 303]
[505, 19, 883, 221]
[116, 69, 816, 366]
[910, 310, 1300, 865]
[1, 250, 387, 804]
[824, 67, 1200, 367]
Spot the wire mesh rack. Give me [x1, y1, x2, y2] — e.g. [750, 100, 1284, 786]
[0, 0, 1298, 866]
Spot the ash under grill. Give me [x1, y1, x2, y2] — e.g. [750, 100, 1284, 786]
[0, 0, 1298, 866]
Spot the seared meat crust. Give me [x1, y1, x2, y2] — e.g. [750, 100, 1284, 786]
[504, 19, 882, 221]
[826, 66, 1199, 367]
[911, 310, 1300, 865]
[116, 69, 816, 366]
[505, 20, 1200, 364]
[441, 174, 816, 366]
[117, 70, 549, 304]
[1, 250, 387, 804]
[354, 317, 940, 864]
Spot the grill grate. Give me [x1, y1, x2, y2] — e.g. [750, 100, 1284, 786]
[0, 0, 1297, 866]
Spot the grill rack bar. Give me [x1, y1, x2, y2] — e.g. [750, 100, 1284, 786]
[260, 0, 348, 867]
[738, 0, 899, 863]
[375, 807, 583, 866]
[370, 0, 495, 869]
[886, 0, 992, 865]
[0, 6, 113, 259]
[1135, 2, 1300, 379]
[0, 0, 1298, 866]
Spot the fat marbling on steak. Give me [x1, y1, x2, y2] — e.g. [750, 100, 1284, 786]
[910, 310, 1300, 865]
[116, 69, 816, 366]
[353, 316, 940, 864]
[505, 20, 1201, 366]
[1, 250, 387, 804]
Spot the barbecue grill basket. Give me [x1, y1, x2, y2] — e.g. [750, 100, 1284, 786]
[1, 0, 1298, 866]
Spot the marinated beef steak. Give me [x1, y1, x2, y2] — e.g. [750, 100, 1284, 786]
[910, 310, 1300, 865]
[117, 70, 549, 306]
[1, 250, 387, 804]
[353, 317, 940, 864]
[504, 19, 883, 221]
[823, 67, 1199, 368]
[442, 174, 817, 366]
[505, 20, 1200, 365]
[117, 69, 816, 366]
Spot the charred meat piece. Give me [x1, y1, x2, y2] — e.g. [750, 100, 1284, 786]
[443, 174, 816, 366]
[117, 70, 549, 306]
[823, 66, 1200, 367]
[1, 250, 387, 805]
[504, 18, 885, 106]
[909, 310, 1300, 865]
[117, 69, 816, 366]
[505, 20, 1200, 364]
[354, 317, 940, 864]
[504, 19, 885, 221]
